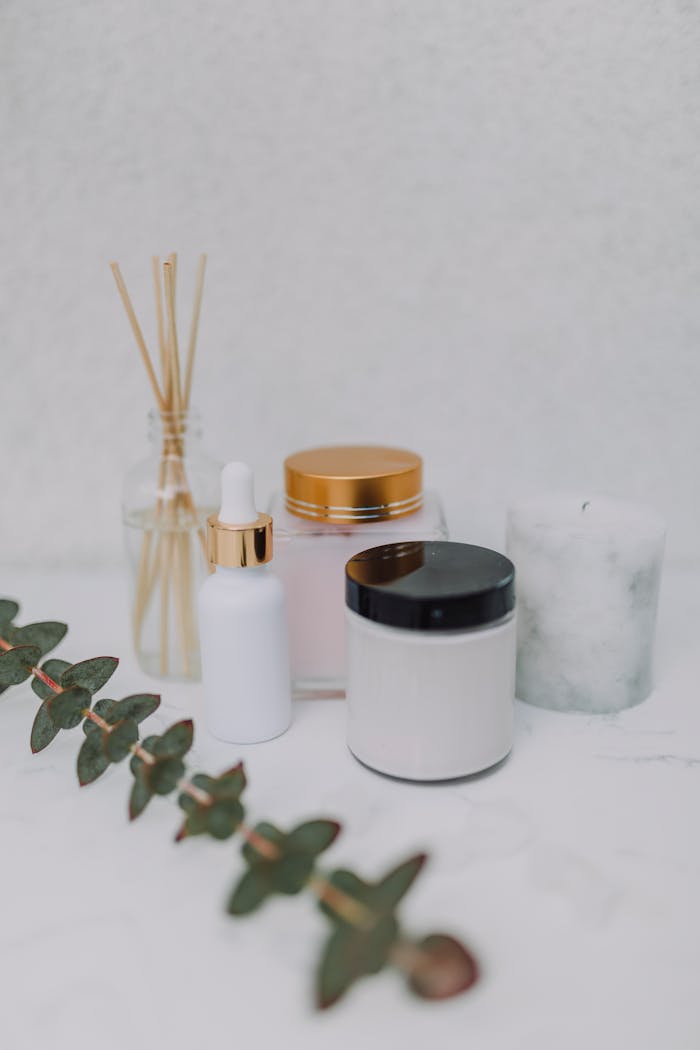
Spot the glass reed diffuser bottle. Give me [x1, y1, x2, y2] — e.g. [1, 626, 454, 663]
[123, 409, 219, 679]
[111, 252, 217, 680]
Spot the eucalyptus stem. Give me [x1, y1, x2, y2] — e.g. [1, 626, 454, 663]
[0, 598, 479, 1010]
[308, 874, 375, 928]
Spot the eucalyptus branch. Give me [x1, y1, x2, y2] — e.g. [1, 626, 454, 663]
[0, 597, 478, 1009]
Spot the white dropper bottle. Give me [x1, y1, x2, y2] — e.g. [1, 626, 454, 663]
[198, 462, 291, 743]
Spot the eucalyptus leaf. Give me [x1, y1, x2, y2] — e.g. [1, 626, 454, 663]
[205, 799, 244, 840]
[231, 818, 335, 913]
[8, 621, 67, 658]
[130, 735, 158, 774]
[147, 756, 185, 795]
[85, 695, 158, 735]
[114, 693, 160, 724]
[153, 719, 193, 759]
[31, 659, 71, 701]
[178, 790, 200, 815]
[30, 699, 60, 753]
[272, 854, 316, 895]
[0, 598, 20, 696]
[77, 731, 111, 786]
[288, 820, 341, 857]
[241, 822, 284, 866]
[174, 805, 209, 842]
[0, 645, 41, 686]
[104, 718, 139, 762]
[193, 773, 218, 793]
[227, 867, 273, 916]
[317, 869, 366, 925]
[317, 925, 356, 1009]
[175, 767, 246, 843]
[316, 915, 399, 1010]
[211, 763, 246, 800]
[82, 698, 117, 734]
[48, 686, 92, 730]
[0, 599, 19, 631]
[129, 769, 153, 821]
[374, 853, 427, 912]
[61, 656, 118, 694]
[318, 855, 427, 928]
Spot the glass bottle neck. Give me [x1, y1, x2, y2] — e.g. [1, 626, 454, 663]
[148, 409, 203, 446]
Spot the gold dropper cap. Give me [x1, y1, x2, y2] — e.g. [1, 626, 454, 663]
[206, 462, 272, 568]
[206, 512, 272, 568]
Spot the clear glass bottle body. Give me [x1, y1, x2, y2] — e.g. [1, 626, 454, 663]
[122, 410, 220, 681]
[269, 491, 448, 695]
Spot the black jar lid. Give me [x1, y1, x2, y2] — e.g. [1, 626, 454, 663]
[345, 541, 516, 632]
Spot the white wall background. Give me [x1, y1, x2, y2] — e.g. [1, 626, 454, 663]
[1, 1, 699, 568]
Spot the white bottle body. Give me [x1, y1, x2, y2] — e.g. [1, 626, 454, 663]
[199, 565, 291, 743]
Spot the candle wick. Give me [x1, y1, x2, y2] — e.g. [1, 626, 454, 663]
[582, 501, 591, 512]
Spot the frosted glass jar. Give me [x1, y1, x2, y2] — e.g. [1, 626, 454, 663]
[345, 541, 516, 781]
[269, 446, 447, 695]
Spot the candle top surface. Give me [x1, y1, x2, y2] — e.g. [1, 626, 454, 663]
[508, 493, 665, 541]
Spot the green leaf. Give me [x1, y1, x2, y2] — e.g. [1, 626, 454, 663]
[83, 698, 117, 733]
[273, 854, 315, 895]
[48, 686, 92, 730]
[61, 656, 118, 694]
[84, 695, 157, 736]
[375, 853, 427, 912]
[317, 870, 366, 925]
[8, 622, 67, 658]
[77, 731, 111, 786]
[113, 693, 160, 724]
[31, 659, 71, 700]
[174, 805, 209, 842]
[31, 699, 60, 753]
[317, 926, 356, 1009]
[227, 868, 274, 916]
[153, 719, 194, 759]
[147, 756, 185, 795]
[129, 769, 153, 820]
[407, 934, 479, 1000]
[130, 735, 158, 774]
[318, 856, 427, 928]
[230, 817, 334, 909]
[316, 916, 399, 1010]
[206, 799, 244, 840]
[104, 718, 139, 762]
[241, 821, 284, 865]
[178, 790, 200, 815]
[288, 819, 341, 857]
[209, 763, 246, 800]
[0, 599, 19, 631]
[175, 768, 246, 843]
[0, 645, 41, 686]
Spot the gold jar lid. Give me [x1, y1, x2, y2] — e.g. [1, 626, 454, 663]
[284, 445, 423, 523]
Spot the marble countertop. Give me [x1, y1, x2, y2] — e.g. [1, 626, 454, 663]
[0, 565, 698, 1050]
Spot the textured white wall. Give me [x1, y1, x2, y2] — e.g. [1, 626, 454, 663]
[1, 1, 699, 568]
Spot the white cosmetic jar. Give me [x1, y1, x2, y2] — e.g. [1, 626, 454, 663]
[345, 541, 516, 781]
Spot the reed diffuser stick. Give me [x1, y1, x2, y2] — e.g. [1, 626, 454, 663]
[152, 256, 168, 399]
[110, 262, 165, 412]
[112, 254, 210, 679]
[184, 253, 207, 408]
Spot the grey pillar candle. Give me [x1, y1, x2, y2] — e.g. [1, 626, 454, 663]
[506, 494, 665, 714]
